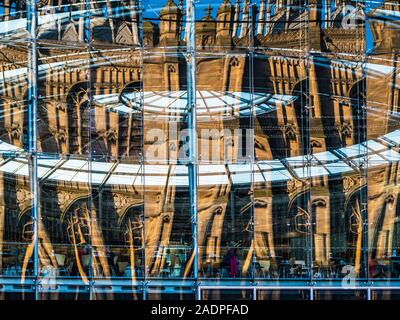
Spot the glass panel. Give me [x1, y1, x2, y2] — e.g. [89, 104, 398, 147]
[50, 292, 91, 300]
[314, 289, 367, 300]
[87, 41, 144, 285]
[36, 5, 91, 156]
[1, 0, 398, 301]
[2, 292, 36, 300]
[93, 292, 143, 300]
[201, 289, 253, 300]
[220, 172, 253, 279]
[0, 0, 33, 285]
[310, 0, 367, 282]
[253, 0, 310, 280]
[0, 155, 33, 279]
[89, 163, 144, 286]
[144, 165, 194, 278]
[141, 0, 193, 279]
[35, 1, 93, 297]
[36, 1, 145, 301]
[90, 0, 140, 48]
[37, 154, 91, 285]
[257, 289, 310, 300]
[366, 1, 400, 283]
[371, 290, 400, 300]
[196, 51, 253, 279]
[38, 286, 90, 300]
[0, 2, 29, 151]
[197, 177, 232, 278]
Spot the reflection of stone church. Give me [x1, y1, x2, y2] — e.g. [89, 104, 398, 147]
[0, 0, 400, 278]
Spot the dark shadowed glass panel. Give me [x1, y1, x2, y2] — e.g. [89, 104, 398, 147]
[314, 289, 367, 300]
[201, 289, 253, 300]
[257, 289, 310, 300]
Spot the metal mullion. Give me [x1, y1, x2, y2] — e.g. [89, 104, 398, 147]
[82, 0, 94, 300]
[137, 0, 147, 301]
[185, 0, 200, 300]
[26, 0, 39, 301]
[304, 1, 312, 284]
[361, 23, 369, 284]
[186, 0, 199, 298]
[248, 0, 256, 285]
[349, 1, 367, 282]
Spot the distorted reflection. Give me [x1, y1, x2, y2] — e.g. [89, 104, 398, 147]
[1, 0, 400, 300]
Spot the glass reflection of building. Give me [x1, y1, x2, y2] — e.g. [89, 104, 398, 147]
[0, 0, 400, 300]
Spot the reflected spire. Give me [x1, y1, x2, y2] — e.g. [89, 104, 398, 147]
[205, 4, 212, 20]
[324, 0, 331, 28]
[257, 0, 266, 35]
[232, 0, 240, 37]
[265, 0, 272, 34]
[239, 0, 249, 38]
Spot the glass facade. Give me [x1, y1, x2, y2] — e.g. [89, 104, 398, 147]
[0, 0, 399, 300]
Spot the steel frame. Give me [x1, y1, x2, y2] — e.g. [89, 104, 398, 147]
[16, 0, 397, 301]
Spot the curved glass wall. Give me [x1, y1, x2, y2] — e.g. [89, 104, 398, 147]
[0, 0, 399, 300]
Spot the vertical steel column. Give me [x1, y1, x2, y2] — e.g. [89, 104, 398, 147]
[248, 1, 256, 283]
[361, 13, 368, 283]
[186, 0, 199, 298]
[305, 1, 313, 282]
[137, 0, 147, 300]
[27, 0, 39, 300]
[305, 57, 313, 283]
[324, 0, 331, 29]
